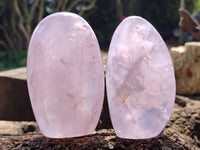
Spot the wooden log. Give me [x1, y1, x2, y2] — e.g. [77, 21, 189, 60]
[170, 42, 200, 94]
[0, 68, 35, 121]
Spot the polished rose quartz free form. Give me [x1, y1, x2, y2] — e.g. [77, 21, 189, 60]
[106, 16, 176, 139]
[27, 12, 104, 138]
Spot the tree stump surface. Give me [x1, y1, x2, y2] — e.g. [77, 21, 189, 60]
[0, 95, 199, 150]
[170, 42, 200, 94]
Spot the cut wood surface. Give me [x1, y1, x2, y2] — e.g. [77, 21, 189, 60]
[170, 42, 200, 94]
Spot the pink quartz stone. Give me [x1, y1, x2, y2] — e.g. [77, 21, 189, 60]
[27, 12, 104, 138]
[106, 16, 176, 139]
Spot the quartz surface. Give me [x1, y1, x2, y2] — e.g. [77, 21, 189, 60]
[27, 12, 104, 138]
[106, 16, 176, 139]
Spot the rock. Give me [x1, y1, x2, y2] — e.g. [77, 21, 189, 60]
[106, 16, 175, 139]
[27, 12, 104, 138]
[101, 50, 108, 77]
[0, 121, 23, 135]
[175, 95, 200, 108]
[0, 121, 38, 135]
[170, 42, 200, 94]
[0, 67, 35, 121]
[22, 122, 37, 133]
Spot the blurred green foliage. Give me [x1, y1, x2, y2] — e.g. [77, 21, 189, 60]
[193, 0, 200, 13]
[0, 51, 27, 71]
[0, 0, 200, 70]
[125, 0, 197, 36]
[87, 0, 119, 50]
[87, 0, 200, 49]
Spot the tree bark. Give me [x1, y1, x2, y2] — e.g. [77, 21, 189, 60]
[79, 0, 96, 16]
[13, 0, 30, 43]
[0, 25, 15, 50]
[37, 0, 45, 23]
[0, 0, 97, 51]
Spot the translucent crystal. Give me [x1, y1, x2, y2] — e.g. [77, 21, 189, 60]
[106, 16, 176, 139]
[27, 12, 104, 138]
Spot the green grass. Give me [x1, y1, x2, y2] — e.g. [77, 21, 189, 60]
[0, 51, 27, 71]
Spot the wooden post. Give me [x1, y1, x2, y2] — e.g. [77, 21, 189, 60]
[180, 0, 185, 9]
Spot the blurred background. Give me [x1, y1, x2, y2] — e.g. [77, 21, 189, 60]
[0, 0, 200, 71]
[0, 1, 200, 145]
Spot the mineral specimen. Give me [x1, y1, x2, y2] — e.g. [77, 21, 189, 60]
[106, 16, 176, 139]
[27, 12, 104, 138]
